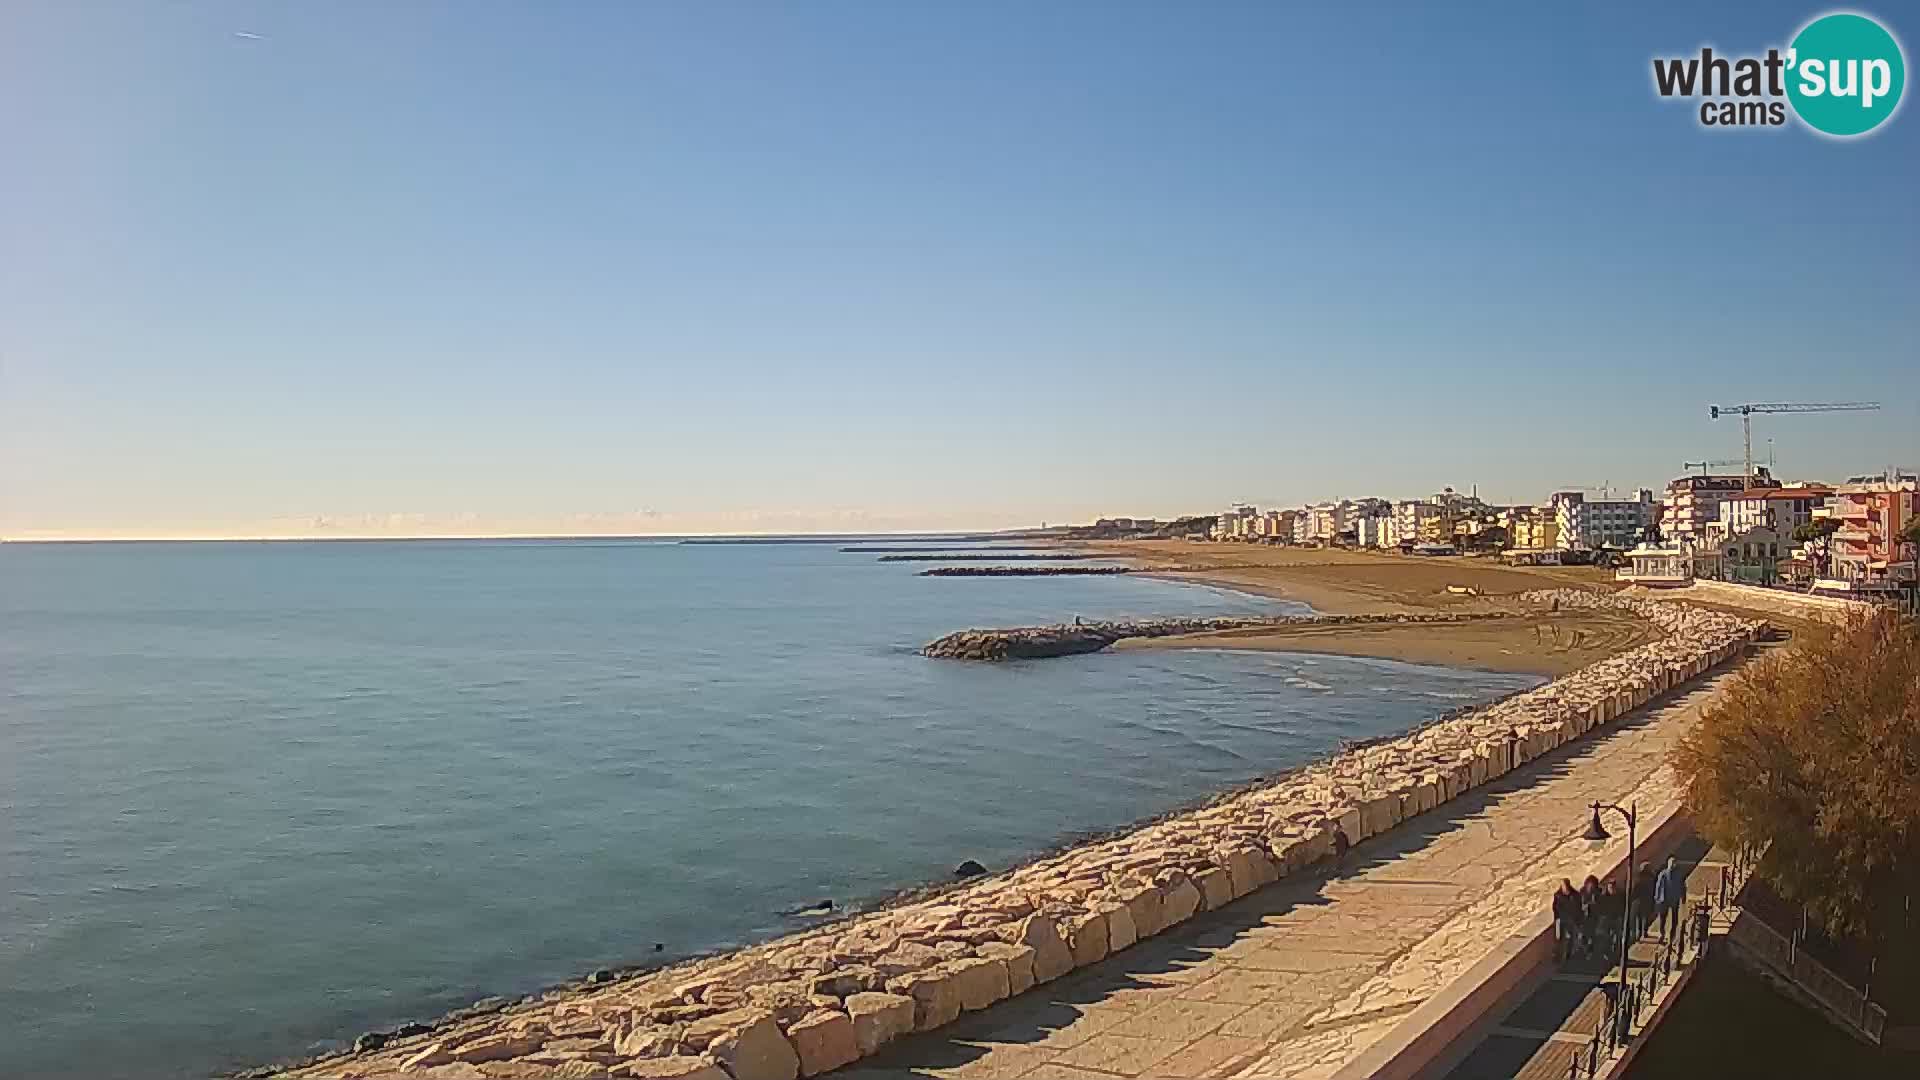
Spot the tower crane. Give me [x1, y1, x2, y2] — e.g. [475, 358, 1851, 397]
[1708, 402, 1880, 485]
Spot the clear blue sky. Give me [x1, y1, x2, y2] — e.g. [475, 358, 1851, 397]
[2, 2, 1914, 537]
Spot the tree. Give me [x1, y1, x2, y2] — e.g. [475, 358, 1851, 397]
[1472, 525, 1510, 551]
[1792, 517, 1842, 577]
[1672, 611, 1920, 938]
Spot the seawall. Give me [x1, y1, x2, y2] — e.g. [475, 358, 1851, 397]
[277, 591, 1763, 1080]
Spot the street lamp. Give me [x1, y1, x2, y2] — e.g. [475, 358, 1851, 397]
[1585, 801, 1638, 1034]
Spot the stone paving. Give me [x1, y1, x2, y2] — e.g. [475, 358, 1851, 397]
[826, 669, 1743, 1080]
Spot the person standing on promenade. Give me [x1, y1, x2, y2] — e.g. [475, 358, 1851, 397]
[1552, 879, 1581, 961]
[1632, 862, 1655, 940]
[1332, 823, 1351, 871]
[1598, 877, 1625, 955]
[1579, 875, 1602, 956]
[1654, 855, 1686, 941]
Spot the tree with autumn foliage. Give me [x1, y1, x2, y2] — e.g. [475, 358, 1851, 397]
[1672, 610, 1920, 939]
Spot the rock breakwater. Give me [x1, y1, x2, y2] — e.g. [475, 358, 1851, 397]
[917, 565, 1137, 577]
[921, 612, 1503, 661]
[278, 591, 1762, 1080]
[877, 554, 1098, 562]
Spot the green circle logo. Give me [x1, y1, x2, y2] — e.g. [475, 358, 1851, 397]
[1787, 12, 1906, 136]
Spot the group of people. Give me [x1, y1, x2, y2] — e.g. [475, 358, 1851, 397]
[1551, 855, 1689, 962]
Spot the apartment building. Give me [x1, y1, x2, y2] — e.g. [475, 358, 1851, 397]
[1707, 485, 1832, 544]
[1553, 489, 1656, 551]
[1825, 479, 1920, 584]
[1660, 469, 1770, 549]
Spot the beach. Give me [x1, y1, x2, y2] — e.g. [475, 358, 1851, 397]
[1078, 540, 1638, 675]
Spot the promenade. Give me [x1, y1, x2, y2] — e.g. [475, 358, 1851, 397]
[828, 668, 1739, 1080]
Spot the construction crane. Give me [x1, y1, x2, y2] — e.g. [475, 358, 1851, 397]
[1684, 445, 1777, 478]
[1708, 402, 1880, 485]
[1682, 458, 1744, 475]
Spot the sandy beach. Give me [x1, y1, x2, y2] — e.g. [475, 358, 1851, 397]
[1080, 540, 1641, 675]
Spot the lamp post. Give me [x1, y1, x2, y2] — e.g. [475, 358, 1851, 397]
[1584, 801, 1637, 1034]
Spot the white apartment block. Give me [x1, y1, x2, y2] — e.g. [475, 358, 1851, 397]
[1553, 489, 1655, 551]
[1706, 486, 1831, 545]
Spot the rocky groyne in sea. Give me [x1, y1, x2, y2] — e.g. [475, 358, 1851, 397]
[877, 554, 1098, 562]
[921, 612, 1504, 661]
[917, 565, 1137, 577]
[275, 591, 1763, 1080]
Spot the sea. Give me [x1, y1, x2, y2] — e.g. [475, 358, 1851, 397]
[0, 539, 1541, 1079]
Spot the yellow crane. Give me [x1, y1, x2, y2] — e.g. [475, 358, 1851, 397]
[1708, 402, 1881, 485]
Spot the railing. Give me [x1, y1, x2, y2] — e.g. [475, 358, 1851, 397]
[1566, 902, 1712, 1079]
[1725, 910, 1887, 1043]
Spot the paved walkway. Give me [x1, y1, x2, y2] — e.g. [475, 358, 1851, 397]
[828, 665, 1745, 1080]
[1439, 836, 1726, 1080]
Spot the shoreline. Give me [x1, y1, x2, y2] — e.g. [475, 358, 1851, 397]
[272, 590, 1762, 1080]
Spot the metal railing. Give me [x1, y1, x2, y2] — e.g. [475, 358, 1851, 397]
[1724, 909, 1887, 1044]
[1566, 902, 1712, 1079]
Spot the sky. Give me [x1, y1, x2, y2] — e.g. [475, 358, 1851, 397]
[1, 1, 1915, 539]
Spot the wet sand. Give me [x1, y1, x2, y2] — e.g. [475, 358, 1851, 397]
[1116, 608, 1664, 676]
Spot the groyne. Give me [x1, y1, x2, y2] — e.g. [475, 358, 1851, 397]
[877, 554, 1097, 563]
[277, 591, 1764, 1080]
[921, 612, 1507, 661]
[917, 565, 1138, 577]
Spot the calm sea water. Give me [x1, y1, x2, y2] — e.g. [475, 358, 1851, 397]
[0, 540, 1539, 1079]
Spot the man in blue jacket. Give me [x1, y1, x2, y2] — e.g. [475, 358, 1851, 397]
[1653, 855, 1686, 941]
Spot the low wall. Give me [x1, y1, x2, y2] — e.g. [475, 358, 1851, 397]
[1333, 802, 1695, 1080]
[1672, 580, 1873, 623]
[284, 593, 1763, 1080]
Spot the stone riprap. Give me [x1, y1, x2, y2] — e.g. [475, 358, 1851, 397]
[916, 565, 1139, 577]
[875, 554, 1100, 562]
[279, 592, 1761, 1080]
[920, 612, 1509, 661]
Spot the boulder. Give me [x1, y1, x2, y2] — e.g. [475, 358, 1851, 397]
[886, 967, 962, 1031]
[612, 1057, 730, 1080]
[844, 992, 915, 1056]
[1159, 877, 1202, 927]
[705, 1011, 799, 1080]
[1008, 914, 1074, 983]
[1116, 881, 1165, 938]
[1105, 901, 1139, 953]
[807, 966, 883, 1000]
[1064, 909, 1109, 969]
[944, 956, 1011, 1011]
[976, 941, 1037, 995]
[1195, 867, 1233, 911]
[402, 1041, 455, 1071]
[783, 1011, 859, 1078]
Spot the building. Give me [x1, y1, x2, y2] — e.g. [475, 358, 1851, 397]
[1825, 478, 1920, 585]
[1392, 500, 1441, 547]
[1616, 543, 1694, 586]
[1352, 513, 1390, 548]
[1212, 503, 1259, 540]
[1660, 469, 1770, 549]
[1506, 506, 1560, 552]
[1712, 525, 1786, 585]
[1553, 489, 1656, 551]
[1294, 501, 1353, 545]
[1257, 509, 1297, 540]
[1706, 485, 1832, 545]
